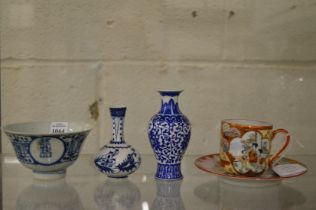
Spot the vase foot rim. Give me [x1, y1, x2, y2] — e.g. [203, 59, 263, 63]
[155, 163, 183, 180]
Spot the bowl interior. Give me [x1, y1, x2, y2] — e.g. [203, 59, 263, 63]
[3, 121, 93, 135]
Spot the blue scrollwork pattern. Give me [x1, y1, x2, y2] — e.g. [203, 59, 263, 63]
[148, 115, 191, 165]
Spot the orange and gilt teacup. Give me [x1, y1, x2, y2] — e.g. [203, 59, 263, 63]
[219, 119, 290, 176]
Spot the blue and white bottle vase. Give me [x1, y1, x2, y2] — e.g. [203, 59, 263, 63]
[95, 107, 141, 178]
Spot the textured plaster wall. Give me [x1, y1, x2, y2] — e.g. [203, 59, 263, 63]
[1, 0, 316, 155]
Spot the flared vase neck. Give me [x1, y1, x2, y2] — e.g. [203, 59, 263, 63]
[110, 107, 126, 143]
[158, 91, 182, 115]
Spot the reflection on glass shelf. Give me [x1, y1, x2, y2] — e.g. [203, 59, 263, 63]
[194, 179, 306, 210]
[94, 179, 141, 210]
[16, 179, 83, 210]
[2, 155, 314, 210]
[152, 180, 185, 210]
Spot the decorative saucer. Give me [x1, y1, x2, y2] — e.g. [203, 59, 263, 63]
[195, 154, 307, 185]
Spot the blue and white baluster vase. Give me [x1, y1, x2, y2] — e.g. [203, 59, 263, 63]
[148, 90, 191, 180]
[95, 107, 141, 178]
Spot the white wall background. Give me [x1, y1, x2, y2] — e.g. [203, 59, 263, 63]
[1, 0, 316, 155]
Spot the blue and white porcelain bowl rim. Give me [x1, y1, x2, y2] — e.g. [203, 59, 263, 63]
[3, 121, 94, 136]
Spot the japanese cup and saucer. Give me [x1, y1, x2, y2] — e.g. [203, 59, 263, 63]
[195, 119, 308, 186]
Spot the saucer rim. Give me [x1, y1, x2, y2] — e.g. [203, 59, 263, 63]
[194, 153, 308, 181]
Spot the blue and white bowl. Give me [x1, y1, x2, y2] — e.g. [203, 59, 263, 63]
[3, 121, 93, 180]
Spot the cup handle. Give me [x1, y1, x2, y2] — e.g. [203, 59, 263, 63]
[269, 129, 291, 166]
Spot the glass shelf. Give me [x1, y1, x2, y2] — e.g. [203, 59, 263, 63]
[2, 154, 315, 210]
